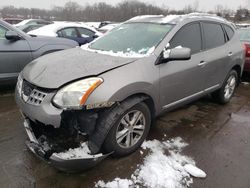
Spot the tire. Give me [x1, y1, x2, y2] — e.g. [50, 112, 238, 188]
[103, 102, 151, 157]
[212, 70, 238, 104]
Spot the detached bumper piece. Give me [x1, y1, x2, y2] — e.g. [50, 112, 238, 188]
[24, 119, 111, 173]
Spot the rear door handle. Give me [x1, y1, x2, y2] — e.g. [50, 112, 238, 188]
[228, 52, 233, 57]
[198, 61, 207, 67]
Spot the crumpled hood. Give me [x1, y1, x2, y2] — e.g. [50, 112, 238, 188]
[22, 47, 137, 89]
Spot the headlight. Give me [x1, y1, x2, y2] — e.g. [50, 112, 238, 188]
[53, 77, 103, 109]
[16, 74, 23, 96]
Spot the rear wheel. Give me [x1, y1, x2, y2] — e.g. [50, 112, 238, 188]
[103, 102, 151, 157]
[212, 70, 238, 104]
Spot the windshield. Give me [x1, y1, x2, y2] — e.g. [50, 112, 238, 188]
[88, 23, 173, 56]
[238, 29, 250, 41]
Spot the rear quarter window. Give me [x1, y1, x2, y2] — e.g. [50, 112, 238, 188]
[224, 25, 234, 40]
[203, 22, 225, 50]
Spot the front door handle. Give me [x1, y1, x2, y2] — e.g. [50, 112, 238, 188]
[198, 61, 207, 67]
[228, 52, 233, 57]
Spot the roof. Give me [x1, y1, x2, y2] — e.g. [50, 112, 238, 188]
[127, 13, 229, 25]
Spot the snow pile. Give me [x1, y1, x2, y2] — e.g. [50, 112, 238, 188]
[95, 178, 133, 188]
[128, 15, 164, 21]
[54, 142, 103, 159]
[242, 82, 250, 85]
[82, 45, 155, 58]
[95, 137, 206, 188]
[159, 15, 182, 23]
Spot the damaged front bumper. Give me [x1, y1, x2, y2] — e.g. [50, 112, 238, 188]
[24, 119, 111, 173]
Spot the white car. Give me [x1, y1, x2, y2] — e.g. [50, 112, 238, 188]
[28, 22, 102, 45]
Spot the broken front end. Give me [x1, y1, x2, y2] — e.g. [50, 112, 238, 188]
[15, 78, 113, 172]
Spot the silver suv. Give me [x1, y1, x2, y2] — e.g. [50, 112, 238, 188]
[15, 14, 245, 171]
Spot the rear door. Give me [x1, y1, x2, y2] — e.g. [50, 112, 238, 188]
[0, 24, 32, 82]
[201, 22, 228, 90]
[159, 22, 207, 109]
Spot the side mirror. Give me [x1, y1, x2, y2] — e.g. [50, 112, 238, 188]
[162, 47, 191, 62]
[5, 31, 21, 41]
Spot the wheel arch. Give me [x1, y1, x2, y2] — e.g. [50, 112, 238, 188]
[231, 64, 242, 85]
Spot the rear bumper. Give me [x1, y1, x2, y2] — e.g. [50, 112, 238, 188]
[24, 119, 111, 173]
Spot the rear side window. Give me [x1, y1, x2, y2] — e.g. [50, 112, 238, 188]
[170, 23, 202, 54]
[0, 25, 7, 39]
[224, 25, 234, 40]
[203, 22, 225, 50]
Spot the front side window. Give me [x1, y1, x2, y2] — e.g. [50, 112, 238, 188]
[89, 23, 173, 55]
[58, 27, 78, 38]
[170, 23, 202, 54]
[0, 25, 8, 39]
[203, 22, 225, 50]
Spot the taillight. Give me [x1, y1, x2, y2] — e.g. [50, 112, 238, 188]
[244, 43, 250, 57]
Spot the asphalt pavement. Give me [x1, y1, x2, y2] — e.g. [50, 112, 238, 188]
[0, 82, 250, 188]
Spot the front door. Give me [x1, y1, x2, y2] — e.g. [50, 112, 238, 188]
[0, 24, 32, 82]
[159, 22, 206, 109]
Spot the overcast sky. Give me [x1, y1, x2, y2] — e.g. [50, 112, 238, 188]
[0, 0, 248, 11]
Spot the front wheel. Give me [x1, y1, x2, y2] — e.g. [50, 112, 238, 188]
[212, 70, 238, 104]
[103, 102, 151, 157]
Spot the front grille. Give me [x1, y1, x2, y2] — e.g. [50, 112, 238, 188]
[26, 89, 47, 105]
[21, 80, 48, 106]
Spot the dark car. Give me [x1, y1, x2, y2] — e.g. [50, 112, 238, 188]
[0, 20, 78, 85]
[16, 14, 244, 172]
[28, 22, 102, 46]
[238, 28, 250, 73]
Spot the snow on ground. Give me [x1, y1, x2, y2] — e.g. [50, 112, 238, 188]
[242, 82, 250, 85]
[95, 137, 206, 188]
[54, 142, 103, 159]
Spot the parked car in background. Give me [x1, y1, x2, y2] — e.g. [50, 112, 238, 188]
[85, 21, 115, 29]
[28, 22, 102, 45]
[3, 18, 23, 25]
[97, 23, 120, 33]
[14, 19, 52, 27]
[0, 20, 78, 85]
[16, 24, 46, 33]
[236, 23, 250, 28]
[238, 28, 250, 73]
[15, 13, 244, 172]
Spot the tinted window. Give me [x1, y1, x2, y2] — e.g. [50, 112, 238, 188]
[224, 25, 234, 40]
[0, 25, 7, 39]
[203, 22, 225, 49]
[58, 27, 78, 38]
[77, 27, 95, 37]
[170, 23, 202, 54]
